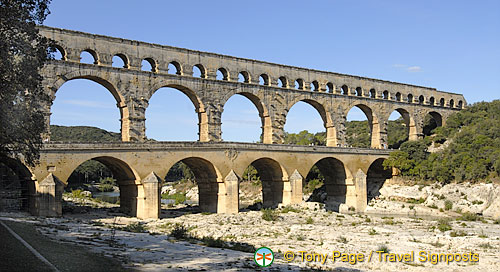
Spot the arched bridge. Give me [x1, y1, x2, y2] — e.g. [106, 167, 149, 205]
[10, 26, 466, 218]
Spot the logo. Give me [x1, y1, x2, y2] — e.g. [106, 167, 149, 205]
[254, 247, 274, 267]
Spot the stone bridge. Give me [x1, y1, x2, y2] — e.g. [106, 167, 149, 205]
[1, 26, 466, 218]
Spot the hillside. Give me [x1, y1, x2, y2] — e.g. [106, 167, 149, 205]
[50, 125, 121, 142]
[384, 100, 500, 183]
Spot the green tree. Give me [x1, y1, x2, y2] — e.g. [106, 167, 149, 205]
[0, 0, 52, 166]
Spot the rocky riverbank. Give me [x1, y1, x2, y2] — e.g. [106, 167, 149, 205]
[3, 181, 499, 271]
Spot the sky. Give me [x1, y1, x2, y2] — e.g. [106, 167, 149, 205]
[45, 0, 500, 142]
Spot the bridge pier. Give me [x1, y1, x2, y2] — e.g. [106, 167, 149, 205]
[36, 174, 63, 217]
[283, 170, 303, 206]
[136, 172, 161, 219]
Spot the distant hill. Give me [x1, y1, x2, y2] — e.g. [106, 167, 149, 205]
[50, 125, 121, 142]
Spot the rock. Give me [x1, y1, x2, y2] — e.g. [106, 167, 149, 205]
[81, 191, 92, 197]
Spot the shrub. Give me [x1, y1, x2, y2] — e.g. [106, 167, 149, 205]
[458, 212, 480, 221]
[170, 223, 189, 239]
[376, 244, 389, 253]
[437, 219, 452, 232]
[123, 222, 147, 233]
[280, 205, 300, 213]
[305, 217, 314, 224]
[201, 236, 225, 248]
[369, 228, 377, 235]
[99, 183, 114, 192]
[444, 200, 453, 211]
[261, 209, 279, 221]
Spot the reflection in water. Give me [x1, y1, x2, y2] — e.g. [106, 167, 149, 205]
[93, 191, 119, 204]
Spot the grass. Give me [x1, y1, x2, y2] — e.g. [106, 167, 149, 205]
[444, 200, 453, 211]
[337, 236, 348, 244]
[280, 205, 301, 213]
[70, 189, 88, 199]
[406, 198, 425, 204]
[457, 212, 480, 221]
[369, 228, 377, 235]
[305, 217, 314, 224]
[449, 230, 467, 237]
[437, 219, 452, 232]
[261, 209, 279, 221]
[123, 222, 147, 233]
[376, 244, 389, 253]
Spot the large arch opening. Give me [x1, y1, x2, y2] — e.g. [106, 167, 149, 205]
[345, 104, 380, 148]
[146, 86, 204, 141]
[284, 100, 335, 146]
[163, 158, 220, 213]
[241, 158, 285, 209]
[221, 93, 270, 143]
[304, 157, 348, 211]
[0, 158, 36, 213]
[387, 109, 416, 149]
[65, 156, 139, 216]
[366, 158, 392, 202]
[50, 78, 125, 141]
[423, 111, 443, 137]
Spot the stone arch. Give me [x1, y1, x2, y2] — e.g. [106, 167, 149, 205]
[169, 157, 222, 213]
[285, 98, 337, 146]
[168, 61, 183, 75]
[341, 85, 349, 95]
[217, 67, 229, 81]
[439, 98, 445, 107]
[387, 107, 417, 145]
[0, 158, 36, 213]
[148, 82, 208, 141]
[382, 90, 389, 99]
[449, 99, 455, 108]
[418, 95, 425, 104]
[142, 57, 157, 72]
[67, 156, 140, 215]
[222, 92, 272, 144]
[259, 74, 270, 85]
[305, 157, 351, 211]
[345, 104, 382, 148]
[326, 82, 334, 93]
[248, 157, 287, 208]
[112, 53, 129, 68]
[295, 78, 305, 90]
[366, 158, 392, 202]
[407, 93, 414, 103]
[193, 64, 206, 78]
[238, 71, 250, 83]
[49, 73, 130, 141]
[278, 76, 288, 88]
[80, 49, 99, 64]
[49, 44, 67, 60]
[423, 111, 443, 136]
[395, 92, 402, 101]
[355, 87, 363, 96]
[310, 80, 319, 91]
[429, 96, 435, 106]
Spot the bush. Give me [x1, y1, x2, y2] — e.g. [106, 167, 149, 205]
[444, 200, 453, 211]
[201, 236, 225, 248]
[99, 183, 114, 192]
[123, 222, 147, 233]
[376, 244, 390, 253]
[280, 205, 301, 213]
[458, 212, 480, 221]
[437, 219, 452, 232]
[261, 209, 279, 221]
[305, 217, 314, 224]
[170, 223, 189, 239]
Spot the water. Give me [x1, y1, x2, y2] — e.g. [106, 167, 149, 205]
[93, 191, 119, 204]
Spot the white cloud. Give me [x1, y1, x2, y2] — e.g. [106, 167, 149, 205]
[407, 66, 422, 72]
[392, 64, 423, 73]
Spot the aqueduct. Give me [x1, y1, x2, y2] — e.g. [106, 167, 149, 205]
[1, 26, 466, 218]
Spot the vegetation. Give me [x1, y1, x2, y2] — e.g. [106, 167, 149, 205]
[261, 208, 279, 221]
[384, 100, 500, 183]
[50, 125, 121, 142]
[161, 192, 189, 205]
[0, 0, 52, 166]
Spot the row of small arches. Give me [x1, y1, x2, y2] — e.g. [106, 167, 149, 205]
[50, 46, 463, 109]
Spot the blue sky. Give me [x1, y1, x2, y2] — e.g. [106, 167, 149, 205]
[45, 0, 500, 141]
